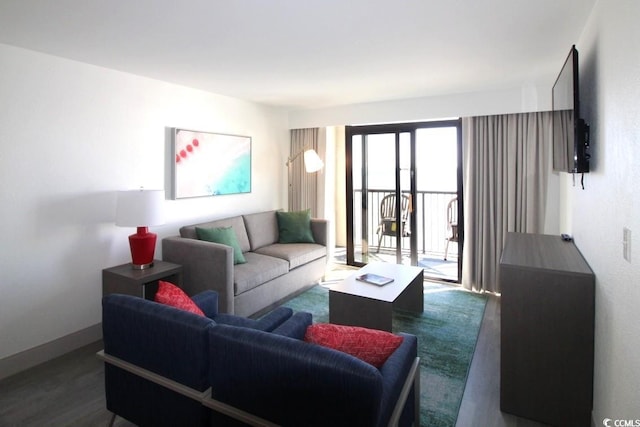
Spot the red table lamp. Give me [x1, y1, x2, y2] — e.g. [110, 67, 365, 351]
[116, 189, 166, 270]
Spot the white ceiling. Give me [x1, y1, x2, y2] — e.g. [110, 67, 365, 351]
[0, 0, 595, 110]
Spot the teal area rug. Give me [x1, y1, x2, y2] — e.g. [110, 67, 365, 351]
[281, 282, 487, 427]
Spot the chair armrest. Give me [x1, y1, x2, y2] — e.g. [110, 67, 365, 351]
[97, 350, 279, 427]
[253, 307, 294, 331]
[213, 307, 293, 332]
[162, 236, 236, 313]
[271, 311, 313, 339]
[191, 290, 219, 318]
[379, 332, 419, 426]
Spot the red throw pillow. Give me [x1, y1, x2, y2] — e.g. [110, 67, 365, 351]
[154, 281, 205, 317]
[304, 323, 403, 368]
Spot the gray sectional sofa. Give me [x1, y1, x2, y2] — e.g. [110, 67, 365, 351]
[162, 210, 328, 316]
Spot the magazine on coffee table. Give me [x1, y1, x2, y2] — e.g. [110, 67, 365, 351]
[356, 273, 394, 286]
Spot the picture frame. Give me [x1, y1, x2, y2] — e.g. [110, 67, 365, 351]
[171, 128, 251, 199]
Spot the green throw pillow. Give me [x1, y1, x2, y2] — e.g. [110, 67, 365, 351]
[196, 226, 246, 264]
[276, 210, 315, 243]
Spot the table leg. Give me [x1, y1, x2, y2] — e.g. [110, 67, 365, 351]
[394, 270, 424, 313]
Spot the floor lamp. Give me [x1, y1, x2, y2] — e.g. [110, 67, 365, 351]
[286, 148, 324, 172]
[286, 148, 324, 211]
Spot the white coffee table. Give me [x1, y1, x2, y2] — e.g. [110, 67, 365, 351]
[329, 262, 424, 332]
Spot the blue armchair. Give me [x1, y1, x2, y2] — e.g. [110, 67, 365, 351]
[101, 291, 419, 427]
[208, 321, 420, 427]
[100, 290, 293, 427]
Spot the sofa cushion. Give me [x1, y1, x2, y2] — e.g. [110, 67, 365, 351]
[180, 216, 251, 253]
[233, 252, 289, 295]
[195, 226, 247, 265]
[276, 210, 315, 243]
[254, 243, 326, 269]
[154, 281, 205, 316]
[243, 210, 279, 251]
[304, 323, 404, 368]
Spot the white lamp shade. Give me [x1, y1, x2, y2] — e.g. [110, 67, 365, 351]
[116, 189, 166, 227]
[303, 149, 324, 173]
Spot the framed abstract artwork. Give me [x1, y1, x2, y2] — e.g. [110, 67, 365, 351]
[171, 128, 251, 199]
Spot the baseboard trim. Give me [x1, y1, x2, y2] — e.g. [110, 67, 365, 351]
[0, 323, 102, 381]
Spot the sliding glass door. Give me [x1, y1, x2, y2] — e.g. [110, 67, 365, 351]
[346, 120, 462, 282]
[348, 131, 414, 265]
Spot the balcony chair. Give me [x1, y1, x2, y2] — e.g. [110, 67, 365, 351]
[444, 197, 458, 260]
[376, 193, 411, 253]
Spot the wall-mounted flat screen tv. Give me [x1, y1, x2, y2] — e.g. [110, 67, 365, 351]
[552, 45, 590, 173]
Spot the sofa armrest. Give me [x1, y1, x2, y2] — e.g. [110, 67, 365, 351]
[213, 307, 293, 332]
[191, 290, 219, 318]
[310, 218, 328, 247]
[208, 324, 385, 426]
[162, 236, 236, 314]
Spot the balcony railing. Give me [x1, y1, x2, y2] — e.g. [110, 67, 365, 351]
[353, 189, 458, 259]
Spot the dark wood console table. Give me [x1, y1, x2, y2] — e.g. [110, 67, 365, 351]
[500, 232, 594, 427]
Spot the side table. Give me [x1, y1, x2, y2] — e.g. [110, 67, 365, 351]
[102, 260, 183, 300]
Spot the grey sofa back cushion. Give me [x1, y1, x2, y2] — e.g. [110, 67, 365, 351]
[180, 216, 251, 253]
[243, 210, 279, 251]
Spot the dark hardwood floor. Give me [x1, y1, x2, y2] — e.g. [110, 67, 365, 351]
[0, 339, 131, 426]
[456, 295, 549, 427]
[0, 293, 548, 427]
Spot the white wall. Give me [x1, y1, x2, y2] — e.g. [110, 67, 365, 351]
[571, 0, 640, 423]
[0, 43, 289, 364]
[332, 127, 347, 248]
[288, 85, 552, 129]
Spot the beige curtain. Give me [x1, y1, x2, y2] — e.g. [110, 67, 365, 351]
[461, 112, 552, 293]
[289, 128, 324, 217]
